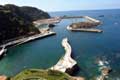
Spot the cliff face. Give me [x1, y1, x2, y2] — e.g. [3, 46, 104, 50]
[0, 4, 50, 44]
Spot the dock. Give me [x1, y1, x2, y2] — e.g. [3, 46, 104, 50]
[0, 31, 56, 47]
[51, 38, 77, 73]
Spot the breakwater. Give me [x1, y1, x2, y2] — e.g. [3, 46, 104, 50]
[67, 26, 103, 33]
[51, 38, 77, 73]
[66, 16, 102, 33]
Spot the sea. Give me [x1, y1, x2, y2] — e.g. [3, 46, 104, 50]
[0, 9, 120, 80]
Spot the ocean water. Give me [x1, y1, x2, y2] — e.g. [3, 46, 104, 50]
[0, 9, 120, 80]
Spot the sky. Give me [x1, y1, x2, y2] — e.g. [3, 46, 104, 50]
[0, 0, 120, 12]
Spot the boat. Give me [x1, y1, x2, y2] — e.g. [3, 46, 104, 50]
[99, 15, 104, 17]
[0, 46, 7, 59]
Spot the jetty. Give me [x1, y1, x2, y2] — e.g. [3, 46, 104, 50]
[0, 31, 56, 47]
[51, 38, 77, 73]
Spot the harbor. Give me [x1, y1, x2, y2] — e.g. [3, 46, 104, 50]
[0, 1, 119, 80]
[0, 11, 118, 79]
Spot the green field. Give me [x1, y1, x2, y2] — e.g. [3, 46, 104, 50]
[10, 69, 73, 80]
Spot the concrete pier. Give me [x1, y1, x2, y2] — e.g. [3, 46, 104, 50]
[0, 31, 56, 47]
[51, 38, 77, 73]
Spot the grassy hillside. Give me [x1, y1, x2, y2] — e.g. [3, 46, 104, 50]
[10, 69, 73, 80]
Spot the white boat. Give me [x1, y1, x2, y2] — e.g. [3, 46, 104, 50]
[0, 46, 7, 57]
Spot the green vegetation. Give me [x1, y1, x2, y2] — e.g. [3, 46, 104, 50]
[10, 69, 72, 80]
[0, 4, 50, 44]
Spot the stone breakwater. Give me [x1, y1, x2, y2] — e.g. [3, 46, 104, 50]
[66, 16, 102, 33]
[67, 26, 103, 33]
[51, 38, 77, 73]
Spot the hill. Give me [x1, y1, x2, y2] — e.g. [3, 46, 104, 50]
[0, 4, 50, 44]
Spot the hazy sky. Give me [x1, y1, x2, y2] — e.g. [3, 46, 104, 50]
[0, 0, 120, 12]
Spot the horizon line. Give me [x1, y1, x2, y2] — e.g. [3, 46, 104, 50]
[48, 8, 120, 13]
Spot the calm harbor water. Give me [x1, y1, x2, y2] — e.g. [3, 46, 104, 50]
[0, 9, 120, 80]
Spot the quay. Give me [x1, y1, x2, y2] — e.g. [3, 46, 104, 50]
[0, 31, 56, 47]
[67, 26, 103, 33]
[50, 38, 77, 73]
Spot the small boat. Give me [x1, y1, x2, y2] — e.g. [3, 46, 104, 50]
[99, 15, 104, 17]
[0, 46, 7, 59]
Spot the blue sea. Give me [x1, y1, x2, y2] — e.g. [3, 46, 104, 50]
[0, 9, 120, 80]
